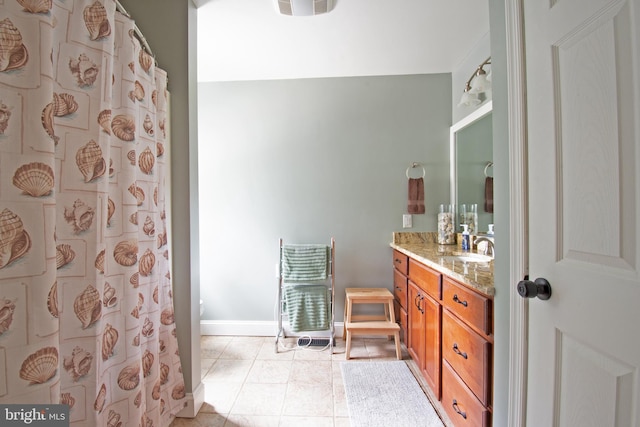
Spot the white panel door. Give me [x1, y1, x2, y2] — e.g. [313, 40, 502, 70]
[523, 0, 640, 425]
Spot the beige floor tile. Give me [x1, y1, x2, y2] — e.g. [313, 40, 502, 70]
[203, 359, 253, 383]
[224, 414, 280, 427]
[245, 360, 292, 384]
[364, 337, 400, 359]
[236, 336, 269, 344]
[193, 412, 227, 427]
[201, 348, 225, 360]
[343, 338, 369, 360]
[282, 382, 334, 417]
[168, 417, 194, 427]
[230, 383, 287, 416]
[332, 379, 349, 418]
[201, 358, 216, 378]
[203, 382, 243, 414]
[198, 403, 216, 414]
[201, 335, 233, 346]
[278, 416, 334, 426]
[330, 350, 347, 361]
[331, 361, 344, 381]
[201, 367, 212, 379]
[201, 336, 231, 359]
[256, 341, 295, 361]
[219, 337, 265, 360]
[333, 417, 352, 427]
[190, 335, 433, 427]
[201, 358, 216, 370]
[289, 360, 332, 385]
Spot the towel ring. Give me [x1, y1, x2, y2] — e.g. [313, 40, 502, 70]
[406, 162, 426, 179]
[484, 161, 494, 178]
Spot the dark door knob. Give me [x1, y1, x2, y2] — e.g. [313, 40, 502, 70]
[517, 278, 552, 300]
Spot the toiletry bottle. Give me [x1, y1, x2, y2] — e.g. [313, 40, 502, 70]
[461, 224, 470, 251]
[487, 224, 494, 236]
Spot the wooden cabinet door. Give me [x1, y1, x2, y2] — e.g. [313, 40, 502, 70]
[422, 292, 441, 401]
[407, 281, 424, 369]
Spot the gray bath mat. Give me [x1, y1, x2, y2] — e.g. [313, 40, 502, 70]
[340, 361, 444, 427]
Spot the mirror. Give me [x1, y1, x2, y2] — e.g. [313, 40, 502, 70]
[450, 101, 493, 234]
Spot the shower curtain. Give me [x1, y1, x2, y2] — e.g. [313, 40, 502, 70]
[0, 1, 186, 426]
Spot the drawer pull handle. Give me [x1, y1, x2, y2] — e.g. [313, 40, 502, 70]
[453, 294, 468, 307]
[452, 399, 467, 419]
[453, 343, 468, 359]
[395, 258, 402, 264]
[414, 295, 424, 314]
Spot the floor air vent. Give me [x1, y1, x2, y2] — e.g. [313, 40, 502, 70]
[297, 337, 333, 347]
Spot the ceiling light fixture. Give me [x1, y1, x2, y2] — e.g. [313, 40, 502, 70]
[275, 0, 334, 16]
[458, 57, 491, 107]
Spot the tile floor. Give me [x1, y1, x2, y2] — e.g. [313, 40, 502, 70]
[169, 335, 414, 427]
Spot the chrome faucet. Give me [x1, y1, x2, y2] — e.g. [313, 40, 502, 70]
[474, 236, 495, 258]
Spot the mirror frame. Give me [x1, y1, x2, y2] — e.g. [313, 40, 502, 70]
[449, 100, 493, 216]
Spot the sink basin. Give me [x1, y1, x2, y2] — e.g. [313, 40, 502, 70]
[440, 254, 493, 264]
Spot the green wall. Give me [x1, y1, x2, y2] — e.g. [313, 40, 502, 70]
[198, 74, 452, 322]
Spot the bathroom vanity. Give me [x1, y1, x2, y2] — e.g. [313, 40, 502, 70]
[390, 232, 493, 426]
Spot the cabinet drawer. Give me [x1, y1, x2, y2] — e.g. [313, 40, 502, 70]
[392, 250, 408, 275]
[394, 301, 408, 342]
[393, 269, 408, 309]
[443, 278, 491, 335]
[408, 259, 441, 300]
[442, 361, 491, 427]
[442, 310, 491, 406]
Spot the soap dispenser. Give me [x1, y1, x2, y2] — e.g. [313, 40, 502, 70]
[461, 224, 470, 251]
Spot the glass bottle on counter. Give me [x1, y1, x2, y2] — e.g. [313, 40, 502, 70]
[437, 204, 455, 245]
[459, 203, 478, 234]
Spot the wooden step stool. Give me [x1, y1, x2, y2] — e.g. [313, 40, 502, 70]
[344, 287, 401, 360]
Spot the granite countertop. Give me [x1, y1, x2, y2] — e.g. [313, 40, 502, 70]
[390, 232, 495, 296]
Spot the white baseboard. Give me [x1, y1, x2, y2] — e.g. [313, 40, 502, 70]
[176, 380, 205, 418]
[200, 320, 345, 338]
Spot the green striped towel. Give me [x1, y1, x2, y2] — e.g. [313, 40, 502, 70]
[282, 244, 329, 282]
[283, 284, 330, 332]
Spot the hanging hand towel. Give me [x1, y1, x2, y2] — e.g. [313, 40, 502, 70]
[282, 244, 329, 282]
[283, 284, 330, 332]
[485, 176, 494, 213]
[408, 177, 425, 214]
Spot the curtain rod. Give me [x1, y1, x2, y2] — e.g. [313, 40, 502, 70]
[115, 0, 155, 61]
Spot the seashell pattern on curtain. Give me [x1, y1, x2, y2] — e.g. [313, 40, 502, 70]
[0, 1, 186, 426]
